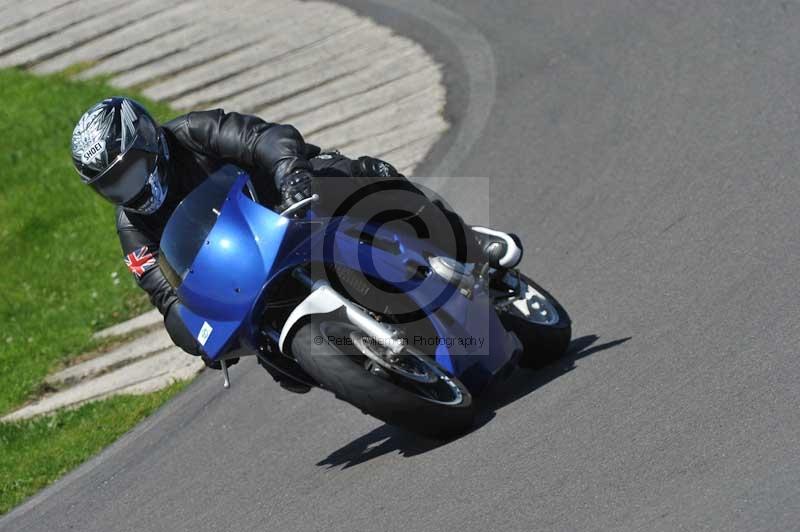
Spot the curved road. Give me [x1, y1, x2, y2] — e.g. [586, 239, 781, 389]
[5, 1, 800, 530]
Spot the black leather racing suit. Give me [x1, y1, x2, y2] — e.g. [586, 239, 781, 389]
[118, 109, 478, 364]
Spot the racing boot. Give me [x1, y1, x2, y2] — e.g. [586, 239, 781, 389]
[279, 380, 312, 394]
[260, 358, 312, 394]
[471, 226, 524, 269]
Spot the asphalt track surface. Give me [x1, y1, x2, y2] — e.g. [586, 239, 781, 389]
[4, 1, 800, 530]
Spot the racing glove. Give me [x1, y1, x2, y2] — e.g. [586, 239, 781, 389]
[279, 170, 314, 210]
[353, 156, 404, 178]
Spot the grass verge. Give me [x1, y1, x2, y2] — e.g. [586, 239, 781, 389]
[0, 68, 175, 413]
[0, 382, 187, 515]
[0, 68, 185, 515]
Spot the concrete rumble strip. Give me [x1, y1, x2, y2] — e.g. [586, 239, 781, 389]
[0, 0, 448, 176]
[0, 0, 448, 419]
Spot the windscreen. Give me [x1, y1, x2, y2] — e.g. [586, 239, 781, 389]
[159, 167, 240, 289]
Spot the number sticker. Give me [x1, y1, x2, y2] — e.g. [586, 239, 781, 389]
[198, 322, 213, 346]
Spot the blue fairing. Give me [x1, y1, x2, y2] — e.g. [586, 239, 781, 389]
[169, 169, 288, 357]
[161, 166, 518, 392]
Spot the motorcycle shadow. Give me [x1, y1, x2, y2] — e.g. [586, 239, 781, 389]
[474, 334, 632, 421]
[316, 334, 630, 470]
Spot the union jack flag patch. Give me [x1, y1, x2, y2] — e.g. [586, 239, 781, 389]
[124, 246, 156, 278]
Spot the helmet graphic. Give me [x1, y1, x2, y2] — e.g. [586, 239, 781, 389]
[72, 97, 169, 214]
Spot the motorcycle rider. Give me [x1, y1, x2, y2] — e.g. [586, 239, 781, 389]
[71, 97, 523, 393]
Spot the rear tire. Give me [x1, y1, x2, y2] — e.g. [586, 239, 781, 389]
[498, 275, 572, 368]
[291, 319, 475, 439]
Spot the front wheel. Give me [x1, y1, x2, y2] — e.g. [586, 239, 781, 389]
[497, 273, 572, 368]
[290, 318, 475, 439]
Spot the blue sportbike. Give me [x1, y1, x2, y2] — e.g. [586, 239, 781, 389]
[159, 166, 571, 438]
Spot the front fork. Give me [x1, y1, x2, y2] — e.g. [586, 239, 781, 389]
[282, 267, 407, 356]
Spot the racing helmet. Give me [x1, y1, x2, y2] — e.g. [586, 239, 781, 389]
[71, 97, 170, 214]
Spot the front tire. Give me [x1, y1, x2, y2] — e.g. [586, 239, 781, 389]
[291, 319, 475, 439]
[497, 274, 572, 368]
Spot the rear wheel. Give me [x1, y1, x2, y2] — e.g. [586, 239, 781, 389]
[290, 317, 475, 438]
[496, 273, 572, 368]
